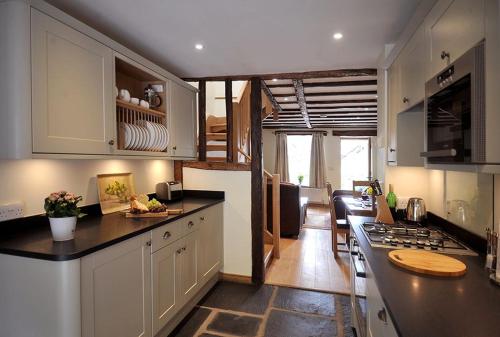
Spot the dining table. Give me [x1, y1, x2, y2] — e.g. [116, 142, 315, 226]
[340, 195, 377, 217]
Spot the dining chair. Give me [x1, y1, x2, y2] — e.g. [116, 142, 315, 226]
[352, 180, 372, 198]
[326, 182, 350, 258]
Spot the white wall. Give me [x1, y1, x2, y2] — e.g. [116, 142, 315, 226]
[0, 159, 173, 216]
[182, 168, 252, 277]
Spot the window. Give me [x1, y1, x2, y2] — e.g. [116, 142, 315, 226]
[340, 138, 371, 190]
[287, 135, 312, 185]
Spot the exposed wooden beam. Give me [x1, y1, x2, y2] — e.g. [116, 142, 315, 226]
[182, 68, 377, 82]
[174, 160, 183, 183]
[303, 99, 377, 105]
[225, 79, 234, 163]
[198, 80, 207, 161]
[292, 79, 311, 129]
[250, 77, 264, 285]
[272, 90, 377, 97]
[332, 130, 377, 136]
[278, 110, 377, 115]
[261, 80, 282, 121]
[268, 79, 377, 89]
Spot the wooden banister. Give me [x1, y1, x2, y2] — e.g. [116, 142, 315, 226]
[263, 169, 273, 179]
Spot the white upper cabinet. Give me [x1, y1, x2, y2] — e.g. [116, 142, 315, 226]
[399, 23, 426, 108]
[427, 0, 485, 78]
[169, 81, 197, 158]
[31, 9, 115, 155]
[387, 59, 400, 164]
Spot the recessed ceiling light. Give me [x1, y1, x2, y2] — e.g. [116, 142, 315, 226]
[195, 43, 204, 50]
[333, 32, 343, 40]
[284, 97, 289, 101]
[364, 107, 369, 111]
[272, 78, 278, 82]
[320, 114, 327, 118]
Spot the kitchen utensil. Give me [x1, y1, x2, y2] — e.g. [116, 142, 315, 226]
[388, 250, 466, 277]
[156, 181, 183, 201]
[406, 197, 426, 222]
[144, 84, 162, 108]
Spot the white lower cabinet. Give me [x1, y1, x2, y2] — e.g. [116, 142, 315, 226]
[81, 205, 223, 337]
[365, 262, 398, 337]
[81, 233, 152, 337]
[197, 204, 224, 282]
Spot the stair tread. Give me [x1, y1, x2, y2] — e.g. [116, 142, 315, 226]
[207, 157, 227, 162]
[207, 144, 227, 151]
[207, 133, 227, 141]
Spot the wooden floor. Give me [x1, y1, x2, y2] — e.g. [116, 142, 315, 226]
[265, 207, 351, 294]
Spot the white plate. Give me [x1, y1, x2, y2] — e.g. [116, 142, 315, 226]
[123, 123, 132, 149]
[159, 123, 169, 151]
[138, 125, 148, 151]
[145, 121, 156, 151]
[131, 124, 141, 150]
[153, 122, 163, 151]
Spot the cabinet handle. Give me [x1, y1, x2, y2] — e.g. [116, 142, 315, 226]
[173, 146, 177, 150]
[440, 50, 450, 60]
[146, 240, 152, 247]
[176, 248, 183, 254]
[187, 221, 194, 228]
[108, 139, 115, 146]
[200, 216, 205, 221]
[389, 148, 396, 152]
[377, 307, 388, 324]
[162, 231, 171, 240]
[182, 246, 187, 251]
[402, 97, 409, 103]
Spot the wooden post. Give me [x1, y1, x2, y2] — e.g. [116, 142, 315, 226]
[174, 160, 183, 183]
[272, 174, 280, 259]
[225, 79, 233, 163]
[198, 80, 207, 161]
[250, 77, 264, 285]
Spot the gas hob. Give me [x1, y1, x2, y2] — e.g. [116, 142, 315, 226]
[361, 221, 477, 256]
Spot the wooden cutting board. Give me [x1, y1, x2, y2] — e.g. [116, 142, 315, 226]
[388, 249, 466, 277]
[123, 209, 183, 218]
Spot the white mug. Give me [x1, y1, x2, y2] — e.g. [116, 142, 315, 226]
[130, 97, 140, 105]
[139, 100, 150, 109]
[118, 89, 131, 102]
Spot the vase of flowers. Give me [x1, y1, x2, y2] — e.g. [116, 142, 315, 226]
[44, 191, 84, 241]
[298, 174, 304, 185]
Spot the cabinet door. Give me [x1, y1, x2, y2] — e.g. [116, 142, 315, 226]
[428, 0, 485, 77]
[152, 240, 182, 335]
[81, 233, 152, 337]
[197, 205, 223, 283]
[177, 231, 199, 307]
[399, 23, 426, 108]
[31, 9, 114, 154]
[169, 81, 197, 158]
[387, 61, 399, 164]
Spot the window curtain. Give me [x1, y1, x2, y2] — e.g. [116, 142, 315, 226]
[309, 133, 326, 188]
[274, 133, 290, 182]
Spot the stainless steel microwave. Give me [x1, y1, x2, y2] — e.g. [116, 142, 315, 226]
[422, 41, 485, 164]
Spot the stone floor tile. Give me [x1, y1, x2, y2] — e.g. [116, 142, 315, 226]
[273, 287, 336, 316]
[169, 306, 211, 337]
[264, 309, 337, 337]
[207, 312, 262, 337]
[199, 281, 274, 315]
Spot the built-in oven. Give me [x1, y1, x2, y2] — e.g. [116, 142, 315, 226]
[350, 235, 367, 337]
[422, 40, 485, 164]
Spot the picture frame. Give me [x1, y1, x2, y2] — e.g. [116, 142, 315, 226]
[96, 173, 136, 214]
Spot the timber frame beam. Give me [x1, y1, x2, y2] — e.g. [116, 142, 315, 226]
[293, 80, 311, 128]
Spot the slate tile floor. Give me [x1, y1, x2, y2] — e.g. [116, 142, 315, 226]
[169, 281, 354, 337]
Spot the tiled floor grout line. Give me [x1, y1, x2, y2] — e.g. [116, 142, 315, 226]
[196, 305, 266, 319]
[193, 309, 218, 337]
[269, 306, 338, 320]
[255, 285, 278, 337]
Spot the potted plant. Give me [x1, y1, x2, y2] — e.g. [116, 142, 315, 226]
[298, 174, 304, 185]
[44, 191, 84, 241]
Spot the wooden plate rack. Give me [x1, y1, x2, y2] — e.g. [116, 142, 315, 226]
[116, 99, 167, 151]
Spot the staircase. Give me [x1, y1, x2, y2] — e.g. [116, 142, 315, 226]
[206, 115, 228, 162]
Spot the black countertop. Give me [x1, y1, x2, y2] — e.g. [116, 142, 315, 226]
[0, 193, 224, 261]
[349, 215, 500, 337]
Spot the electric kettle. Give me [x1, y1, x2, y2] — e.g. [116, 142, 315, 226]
[406, 197, 426, 222]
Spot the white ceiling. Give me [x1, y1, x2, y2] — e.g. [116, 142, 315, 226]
[46, 0, 421, 78]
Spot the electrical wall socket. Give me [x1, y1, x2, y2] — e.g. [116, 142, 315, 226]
[0, 202, 25, 222]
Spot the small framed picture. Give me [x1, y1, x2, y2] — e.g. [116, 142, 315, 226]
[96, 173, 135, 214]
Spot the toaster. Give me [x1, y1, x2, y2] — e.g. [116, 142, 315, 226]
[156, 181, 183, 201]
